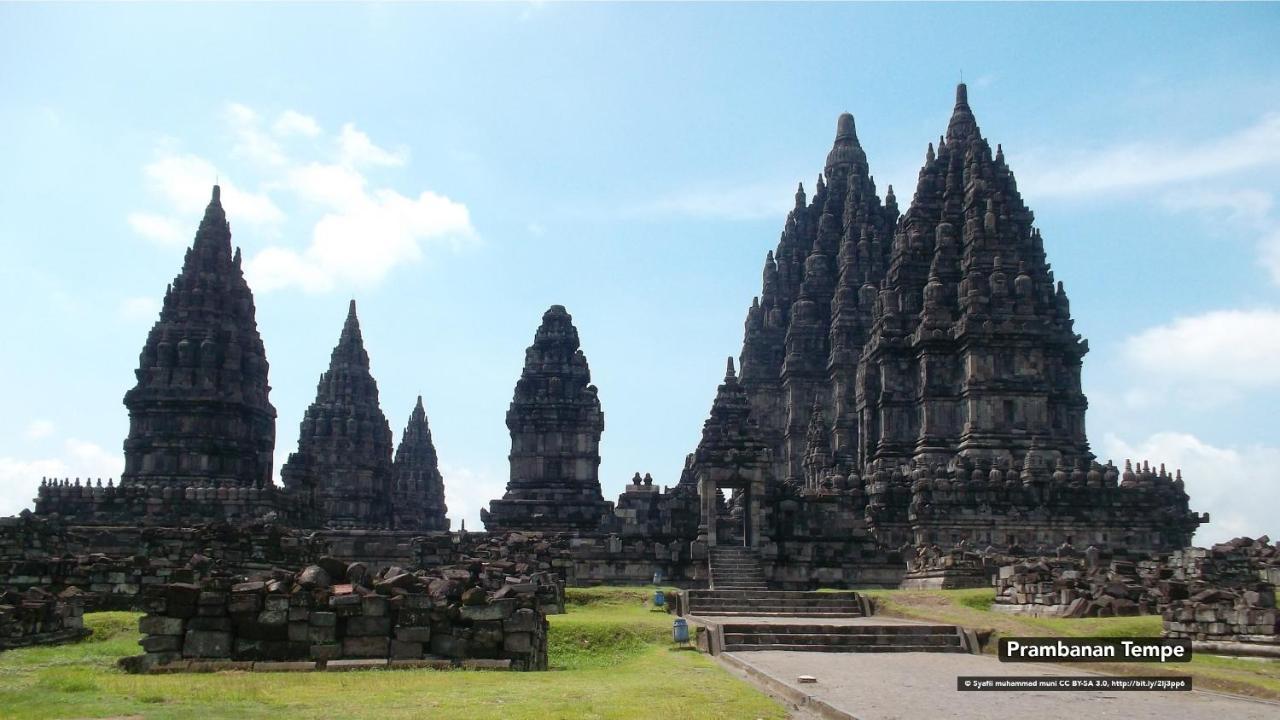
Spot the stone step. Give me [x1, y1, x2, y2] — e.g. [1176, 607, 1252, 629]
[687, 590, 862, 600]
[720, 624, 953, 636]
[724, 634, 960, 647]
[691, 597, 861, 607]
[723, 643, 967, 653]
[691, 607, 860, 614]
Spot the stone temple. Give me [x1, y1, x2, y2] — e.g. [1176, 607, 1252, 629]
[281, 301, 395, 529]
[482, 305, 610, 532]
[19, 84, 1205, 594]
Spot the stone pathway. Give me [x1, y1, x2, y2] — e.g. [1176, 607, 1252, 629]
[722, 651, 1278, 720]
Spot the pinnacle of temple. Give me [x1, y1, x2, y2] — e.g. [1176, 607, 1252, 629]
[856, 82, 1088, 471]
[482, 305, 610, 532]
[690, 358, 773, 479]
[121, 185, 277, 489]
[281, 300, 394, 528]
[737, 111, 897, 486]
[391, 395, 449, 532]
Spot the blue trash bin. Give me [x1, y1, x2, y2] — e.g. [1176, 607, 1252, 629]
[672, 618, 689, 643]
[653, 590, 666, 608]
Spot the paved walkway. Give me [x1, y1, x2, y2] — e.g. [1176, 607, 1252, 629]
[723, 651, 1278, 720]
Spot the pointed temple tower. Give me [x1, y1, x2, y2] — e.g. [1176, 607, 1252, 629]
[281, 301, 395, 529]
[688, 358, 774, 548]
[121, 185, 276, 489]
[739, 113, 898, 487]
[482, 305, 610, 532]
[390, 396, 450, 532]
[715, 85, 1203, 553]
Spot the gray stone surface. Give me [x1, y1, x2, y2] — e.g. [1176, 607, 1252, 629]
[726, 651, 1277, 719]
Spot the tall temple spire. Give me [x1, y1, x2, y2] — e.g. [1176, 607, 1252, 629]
[483, 305, 610, 532]
[281, 301, 394, 528]
[391, 394, 449, 531]
[121, 185, 276, 490]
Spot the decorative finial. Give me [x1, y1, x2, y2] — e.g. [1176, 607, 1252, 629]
[724, 356, 737, 381]
[836, 112, 856, 142]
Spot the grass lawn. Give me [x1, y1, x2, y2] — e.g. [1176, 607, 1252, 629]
[0, 588, 787, 720]
[863, 587, 1280, 701]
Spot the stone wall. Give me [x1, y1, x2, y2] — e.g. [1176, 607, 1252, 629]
[1162, 537, 1279, 645]
[124, 559, 553, 673]
[991, 555, 1174, 617]
[0, 586, 91, 651]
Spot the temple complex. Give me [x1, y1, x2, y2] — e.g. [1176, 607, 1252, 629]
[390, 396, 450, 532]
[280, 301, 395, 529]
[17, 86, 1207, 597]
[482, 305, 611, 532]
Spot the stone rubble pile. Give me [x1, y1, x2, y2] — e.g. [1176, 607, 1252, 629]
[0, 586, 91, 651]
[993, 555, 1172, 618]
[123, 556, 553, 673]
[1163, 536, 1279, 645]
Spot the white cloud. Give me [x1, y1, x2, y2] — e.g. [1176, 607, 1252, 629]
[23, 420, 54, 441]
[127, 212, 186, 246]
[338, 123, 407, 167]
[633, 181, 795, 221]
[273, 110, 322, 138]
[245, 188, 472, 293]
[119, 296, 160, 322]
[440, 463, 506, 532]
[1120, 309, 1280, 408]
[0, 439, 122, 518]
[1161, 188, 1273, 224]
[1161, 187, 1280, 287]
[1102, 432, 1280, 545]
[1017, 113, 1280, 198]
[133, 105, 472, 294]
[142, 152, 284, 226]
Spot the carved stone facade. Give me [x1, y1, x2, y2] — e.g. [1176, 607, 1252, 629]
[391, 396, 449, 532]
[482, 306, 610, 532]
[121, 186, 276, 490]
[718, 84, 1203, 557]
[281, 301, 395, 529]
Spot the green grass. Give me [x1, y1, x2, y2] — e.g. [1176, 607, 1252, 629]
[0, 590, 786, 720]
[861, 587, 1280, 700]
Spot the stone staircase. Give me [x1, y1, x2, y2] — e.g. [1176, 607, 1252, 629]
[708, 546, 768, 590]
[719, 622, 968, 653]
[686, 589, 867, 618]
[684, 547, 975, 654]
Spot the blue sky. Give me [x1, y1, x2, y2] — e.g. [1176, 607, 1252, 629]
[1, 3, 1277, 543]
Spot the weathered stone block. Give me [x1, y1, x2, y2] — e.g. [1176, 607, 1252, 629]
[503, 632, 533, 653]
[139, 615, 185, 636]
[309, 611, 337, 627]
[345, 616, 391, 636]
[504, 609, 538, 633]
[389, 640, 423, 659]
[460, 599, 516, 621]
[183, 630, 232, 659]
[394, 626, 431, 643]
[341, 636, 389, 657]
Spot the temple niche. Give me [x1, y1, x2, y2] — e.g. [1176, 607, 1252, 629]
[281, 301, 395, 529]
[121, 186, 277, 490]
[391, 395, 450, 532]
[482, 305, 611, 532]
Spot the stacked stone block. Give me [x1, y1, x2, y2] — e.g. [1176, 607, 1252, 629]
[1162, 537, 1279, 645]
[127, 558, 551, 673]
[0, 587, 91, 651]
